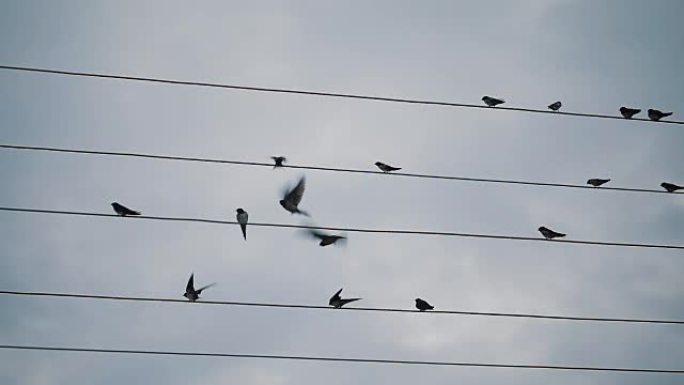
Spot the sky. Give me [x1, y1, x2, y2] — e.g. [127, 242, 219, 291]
[1, 0, 683, 384]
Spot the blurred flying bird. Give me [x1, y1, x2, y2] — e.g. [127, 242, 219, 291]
[329, 288, 361, 308]
[236, 208, 248, 240]
[183, 273, 215, 302]
[375, 161, 401, 173]
[538, 226, 566, 240]
[619, 107, 641, 119]
[308, 229, 346, 246]
[271, 156, 287, 168]
[111, 202, 141, 216]
[280, 176, 309, 216]
[587, 178, 610, 187]
[482, 96, 505, 107]
[415, 298, 434, 311]
[648, 109, 673, 121]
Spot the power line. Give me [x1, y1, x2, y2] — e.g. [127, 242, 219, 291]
[2, 290, 681, 325]
[1, 144, 679, 196]
[0, 64, 681, 126]
[1, 206, 683, 250]
[1, 344, 681, 374]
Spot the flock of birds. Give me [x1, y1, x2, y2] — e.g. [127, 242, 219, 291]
[108, 145, 682, 311]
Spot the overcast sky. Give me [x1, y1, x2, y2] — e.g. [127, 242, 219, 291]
[1, 0, 683, 384]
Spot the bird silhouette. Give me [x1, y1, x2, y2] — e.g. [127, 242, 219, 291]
[482, 96, 505, 107]
[648, 109, 673, 121]
[661, 182, 683, 193]
[587, 178, 610, 187]
[375, 161, 401, 173]
[415, 298, 434, 311]
[280, 176, 309, 216]
[619, 107, 641, 119]
[236, 208, 248, 240]
[111, 202, 141, 216]
[271, 156, 287, 168]
[329, 288, 361, 308]
[538, 226, 566, 240]
[183, 273, 215, 302]
[548, 101, 562, 111]
[307, 229, 346, 246]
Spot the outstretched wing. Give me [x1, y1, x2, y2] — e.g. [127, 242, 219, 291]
[307, 229, 327, 240]
[186, 274, 195, 292]
[284, 177, 306, 206]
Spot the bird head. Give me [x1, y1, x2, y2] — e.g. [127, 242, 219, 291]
[481, 96, 488, 101]
[538, 226, 546, 231]
[236, 208, 245, 214]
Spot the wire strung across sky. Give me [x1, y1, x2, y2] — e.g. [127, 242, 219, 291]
[2, 290, 681, 325]
[1, 144, 680, 196]
[1, 206, 682, 250]
[0, 64, 681, 125]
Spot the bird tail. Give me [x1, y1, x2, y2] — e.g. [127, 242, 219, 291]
[297, 209, 310, 217]
[131, 210, 141, 216]
[240, 224, 247, 240]
[662, 112, 673, 118]
[558, 233, 567, 238]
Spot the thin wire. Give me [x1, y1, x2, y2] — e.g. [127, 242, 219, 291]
[1, 345, 682, 374]
[1, 206, 682, 250]
[0, 64, 681, 125]
[1, 144, 679, 195]
[1, 290, 682, 325]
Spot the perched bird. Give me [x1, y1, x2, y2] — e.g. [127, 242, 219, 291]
[280, 176, 309, 216]
[482, 96, 505, 107]
[415, 298, 434, 311]
[538, 226, 566, 240]
[619, 107, 641, 119]
[548, 101, 562, 111]
[236, 208, 248, 240]
[375, 161, 401, 173]
[271, 156, 287, 168]
[328, 288, 361, 308]
[183, 273, 215, 302]
[647, 109, 673, 122]
[111, 202, 141, 216]
[587, 178, 610, 187]
[308, 229, 346, 246]
[661, 182, 683, 193]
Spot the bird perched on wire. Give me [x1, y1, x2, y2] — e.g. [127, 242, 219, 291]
[280, 176, 309, 216]
[375, 161, 401, 173]
[329, 288, 361, 308]
[183, 273, 215, 302]
[548, 101, 562, 111]
[661, 182, 683, 193]
[271, 156, 287, 168]
[236, 208, 248, 240]
[619, 107, 641, 119]
[111, 202, 141, 217]
[648, 109, 673, 121]
[587, 178, 610, 187]
[415, 298, 434, 311]
[482, 96, 505, 107]
[307, 229, 346, 246]
[538, 226, 566, 240]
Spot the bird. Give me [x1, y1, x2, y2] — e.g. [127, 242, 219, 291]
[661, 182, 683, 193]
[236, 208, 248, 240]
[328, 288, 361, 308]
[538, 226, 566, 240]
[482, 96, 505, 107]
[647, 109, 673, 121]
[280, 176, 309, 216]
[587, 178, 610, 187]
[619, 107, 641, 119]
[548, 101, 562, 111]
[271, 156, 287, 168]
[307, 229, 346, 246]
[375, 161, 401, 173]
[183, 273, 215, 302]
[111, 202, 141, 216]
[415, 298, 434, 311]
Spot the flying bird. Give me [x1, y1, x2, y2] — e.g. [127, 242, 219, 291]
[111, 202, 141, 216]
[329, 288, 361, 308]
[308, 229, 346, 246]
[415, 298, 434, 311]
[647, 109, 673, 121]
[619, 107, 641, 119]
[661, 182, 683, 193]
[482, 96, 505, 107]
[236, 208, 248, 240]
[538, 226, 566, 240]
[375, 161, 401, 173]
[183, 273, 215, 302]
[548, 101, 562, 111]
[280, 176, 309, 216]
[587, 178, 610, 187]
[271, 156, 287, 168]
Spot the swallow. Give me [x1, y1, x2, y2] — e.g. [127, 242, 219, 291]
[111, 202, 141, 216]
[619, 107, 641, 119]
[538, 226, 566, 240]
[308, 229, 346, 246]
[329, 288, 361, 308]
[587, 178, 610, 187]
[661, 182, 683, 193]
[236, 208, 248, 240]
[375, 161, 401, 173]
[482, 96, 505, 107]
[648, 109, 673, 122]
[183, 273, 215, 302]
[280, 176, 309, 216]
[415, 298, 434, 311]
[548, 101, 562, 111]
[271, 156, 287, 168]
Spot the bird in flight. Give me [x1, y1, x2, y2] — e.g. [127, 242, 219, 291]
[308, 229, 346, 246]
[111, 202, 141, 216]
[587, 178, 610, 187]
[415, 298, 434, 311]
[482, 96, 505, 107]
[619, 107, 641, 119]
[547, 101, 562, 111]
[271, 156, 287, 168]
[375, 161, 401, 173]
[329, 288, 361, 308]
[280, 176, 309, 216]
[183, 273, 215, 302]
[538, 226, 566, 240]
[647, 109, 673, 121]
[236, 208, 248, 240]
[661, 182, 683, 193]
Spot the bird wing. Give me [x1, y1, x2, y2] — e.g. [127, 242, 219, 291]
[307, 229, 327, 240]
[331, 288, 343, 299]
[284, 177, 306, 206]
[186, 274, 195, 292]
[197, 283, 216, 292]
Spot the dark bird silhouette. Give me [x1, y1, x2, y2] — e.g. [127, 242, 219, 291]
[329, 288, 361, 308]
[271, 156, 287, 168]
[280, 176, 309, 216]
[548, 101, 562, 111]
[648, 109, 673, 121]
[415, 298, 434, 311]
[619, 107, 641, 119]
[538, 226, 566, 240]
[183, 273, 215, 302]
[308, 229, 346, 246]
[236, 208, 248, 240]
[482, 96, 505, 107]
[587, 178, 610, 187]
[661, 182, 683, 193]
[375, 161, 401, 173]
[111, 202, 141, 216]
